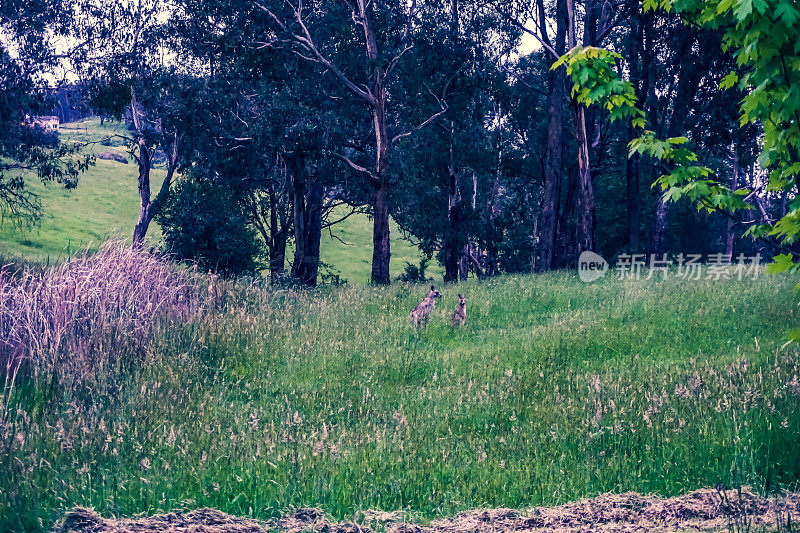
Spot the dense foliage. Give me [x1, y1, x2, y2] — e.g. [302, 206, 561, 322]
[1, 0, 796, 283]
[157, 178, 263, 275]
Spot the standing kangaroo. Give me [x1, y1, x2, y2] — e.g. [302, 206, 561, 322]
[451, 294, 467, 327]
[409, 285, 442, 327]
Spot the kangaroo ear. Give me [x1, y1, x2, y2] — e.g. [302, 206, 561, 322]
[458, 294, 462, 298]
[431, 285, 435, 290]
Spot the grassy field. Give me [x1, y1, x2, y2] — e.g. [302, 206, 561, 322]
[0, 119, 161, 260]
[0, 117, 438, 283]
[2, 118, 799, 532]
[2, 261, 799, 531]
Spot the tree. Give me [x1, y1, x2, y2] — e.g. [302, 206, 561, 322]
[76, 0, 184, 246]
[170, 0, 367, 285]
[258, 0, 448, 284]
[389, 0, 509, 281]
[156, 177, 263, 275]
[0, 0, 92, 224]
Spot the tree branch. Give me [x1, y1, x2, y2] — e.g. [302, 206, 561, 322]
[391, 102, 449, 144]
[254, 1, 377, 106]
[329, 151, 380, 184]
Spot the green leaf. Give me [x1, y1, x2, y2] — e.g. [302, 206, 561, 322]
[720, 71, 738, 89]
[776, 2, 800, 24]
[766, 253, 796, 274]
[717, 0, 735, 13]
[734, 0, 753, 19]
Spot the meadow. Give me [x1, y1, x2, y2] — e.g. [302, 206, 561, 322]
[1, 243, 799, 531]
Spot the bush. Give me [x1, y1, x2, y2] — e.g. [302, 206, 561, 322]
[157, 179, 262, 275]
[398, 254, 432, 283]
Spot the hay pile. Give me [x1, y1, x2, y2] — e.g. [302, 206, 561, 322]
[53, 507, 266, 533]
[54, 487, 800, 533]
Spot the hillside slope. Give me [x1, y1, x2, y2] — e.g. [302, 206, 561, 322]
[0, 117, 438, 283]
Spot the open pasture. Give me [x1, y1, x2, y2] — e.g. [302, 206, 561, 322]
[2, 257, 799, 531]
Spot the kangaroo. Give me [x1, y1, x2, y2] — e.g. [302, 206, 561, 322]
[409, 285, 442, 327]
[451, 294, 467, 327]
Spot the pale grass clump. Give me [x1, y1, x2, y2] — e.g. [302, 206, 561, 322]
[0, 241, 203, 399]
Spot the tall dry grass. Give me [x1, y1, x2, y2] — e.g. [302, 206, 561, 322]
[0, 242, 203, 414]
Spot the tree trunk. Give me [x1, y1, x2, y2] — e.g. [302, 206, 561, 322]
[304, 178, 323, 286]
[725, 142, 739, 256]
[133, 138, 178, 246]
[443, 119, 463, 282]
[626, 125, 641, 252]
[269, 189, 288, 279]
[566, 0, 595, 258]
[574, 104, 595, 255]
[539, 71, 565, 271]
[289, 154, 324, 287]
[459, 242, 470, 280]
[536, 0, 567, 272]
[290, 157, 307, 282]
[651, 199, 669, 255]
[132, 137, 152, 246]
[371, 180, 391, 285]
[360, 0, 392, 286]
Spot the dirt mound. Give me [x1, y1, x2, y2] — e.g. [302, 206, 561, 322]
[54, 487, 800, 533]
[97, 151, 129, 164]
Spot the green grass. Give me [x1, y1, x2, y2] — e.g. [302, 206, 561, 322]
[2, 270, 799, 531]
[0, 117, 438, 283]
[0, 118, 162, 259]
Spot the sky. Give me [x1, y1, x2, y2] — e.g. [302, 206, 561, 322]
[518, 31, 542, 56]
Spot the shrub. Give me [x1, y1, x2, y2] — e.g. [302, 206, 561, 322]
[398, 255, 433, 283]
[156, 179, 263, 275]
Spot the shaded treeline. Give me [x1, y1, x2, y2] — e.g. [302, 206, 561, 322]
[2, 0, 782, 284]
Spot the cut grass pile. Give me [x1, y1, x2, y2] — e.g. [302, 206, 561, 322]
[54, 486, 800, 533]
[2, 261, 798, 531]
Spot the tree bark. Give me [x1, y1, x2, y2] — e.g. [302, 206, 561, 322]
[288, 154, 324, 286]
[725, 141, 739, 256]
[567, 0, 595, 257]
[130, 87, 178, 247]
[289, 154, 306, 277]
[362, 0, 393, 285]
[651, 200, 669, 255]
[444, 141, 461, 282]
[537, 0, 567, 272]
[304, 178, 322, 286]
[371, 180, 391, 285]
[574, 104, 595, 254]
[269, 188, 288, 279]
[132, 135, 179, 246]
[132, 136, 152, 246]
[626, 124, 641, 252]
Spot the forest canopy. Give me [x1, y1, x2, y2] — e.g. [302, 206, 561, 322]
[0, 0, 797, 286]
